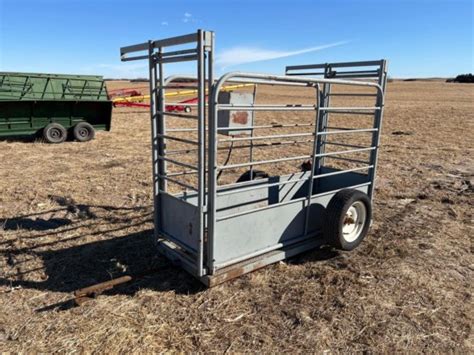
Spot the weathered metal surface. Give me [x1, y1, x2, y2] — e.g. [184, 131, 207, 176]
[217, 91, 255, 135]
[0, 72, 109, 101]
[205, 237, 324, 287]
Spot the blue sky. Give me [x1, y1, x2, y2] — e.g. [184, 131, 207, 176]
[0, 0, 472, 78]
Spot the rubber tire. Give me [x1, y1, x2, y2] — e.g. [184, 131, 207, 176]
[236, 169, 269, 183]
[184, 106, 192, 113]
[73, 122, 95, 142]
[324, 189, 372, 251]
[43, 123, 67, 144]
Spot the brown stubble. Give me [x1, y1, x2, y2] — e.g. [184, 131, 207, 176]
[0, 80, 472, 352]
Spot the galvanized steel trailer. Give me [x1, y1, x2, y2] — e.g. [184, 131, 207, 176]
[120, 30, 387, 286]
[0, 72, 112, 143]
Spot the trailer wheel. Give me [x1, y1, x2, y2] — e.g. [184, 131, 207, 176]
[43, 123, 67, 144]
[236, 169, 269, 182]
[184, 106, 192, 113]
[73, 122, 95, 142]
[325, 189, 372, 251]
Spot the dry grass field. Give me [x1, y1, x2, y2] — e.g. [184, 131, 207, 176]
[0, 79, 473, 352]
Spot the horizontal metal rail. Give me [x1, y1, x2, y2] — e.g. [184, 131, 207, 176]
[318, 128, 378, 135]
[120, 32, 198, 58]
[330, 70, 379, 75]
[316, 146, 375, 157]
[217, 104, 316, 111]
[214, 72, 384, 91]
[168, 123, 315, 133]
[157, 55, 198, 64]
[157, 156, 199, 170]
[216, 165, 373, 197]
[320, 106, 380, 111]
[166, 170, 198, 177]
[216, 182, 372, 221]
[158, 174, 197, 191]
[218, 155, 311, 170]
[321, 110, 377, 115]
[157, 111, 198, 120]
[325, 156, 369, 164]
[160, 48, 197, 57]
[285, 72, 325, 76]
[331, 74, 380, 79]
[218, 132, 314, 143]
[155, 133, 199, 145]
[285, 60, 384, 71]
[218, 122, 315, 131]
[328, 92, 377, 97]
[166, 138, 313, 156]
[286, 72, 379, 79]
[121, 54, 149, 62]
[323, 141, 368, 149]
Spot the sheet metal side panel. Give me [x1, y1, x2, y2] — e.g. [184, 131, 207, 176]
[160, 193, 200, 252]
[213, 184, 369, 267]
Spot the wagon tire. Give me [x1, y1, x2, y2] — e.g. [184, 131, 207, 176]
[325, 189, 372, 251]
[73, 122, 95, 142]
[43, 123, 68, 144]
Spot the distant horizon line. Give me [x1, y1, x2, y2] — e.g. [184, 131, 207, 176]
[102, 76, 469, 81]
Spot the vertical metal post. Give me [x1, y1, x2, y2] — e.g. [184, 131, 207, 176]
[197, 30, 205, 277]
[367, 60, 387, 199]
[249, 84, 257, 177]
[318, 64, 332, 168]
[207, 32, 217, 275]
[206, 32, 214, 204]
[148, 41, 160, 239]
[304, 84, 321, 236]
[157, 47, 167, 193]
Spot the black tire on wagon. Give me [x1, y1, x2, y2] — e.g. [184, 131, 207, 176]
[43, 123, 68, 144]
[73, 122, 95, 142]
[324, 189, 372, 251]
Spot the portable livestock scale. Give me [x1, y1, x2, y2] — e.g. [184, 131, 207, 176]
[120, 30, 387, 286]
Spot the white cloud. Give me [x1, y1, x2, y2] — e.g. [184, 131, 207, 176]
[183, 12, 192, 22]
[161, 21, 168, 26]
[216, 41, 349, 68]
[182, 12, 199, 23]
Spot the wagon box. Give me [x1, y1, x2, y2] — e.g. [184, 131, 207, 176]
[0, 72, 112, 143]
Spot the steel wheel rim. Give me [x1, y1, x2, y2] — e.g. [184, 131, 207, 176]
[50, 128, 61, 139]
[342, 201, 366, 242]
[78, 127, 89, 138]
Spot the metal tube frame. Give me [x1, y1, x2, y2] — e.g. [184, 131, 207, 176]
[121, 31, 387, 283]
[208, 71, 384, 274]
[121, 30, 212, 277]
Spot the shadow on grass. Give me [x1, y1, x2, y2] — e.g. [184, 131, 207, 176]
[0, 135, 38, 143]
[0, 204, 205, 311]
[1, 200, 340, 312]
[0, 217, 71, 231]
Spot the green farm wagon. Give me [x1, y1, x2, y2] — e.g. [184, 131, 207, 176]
[0, 72, 112, 143]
